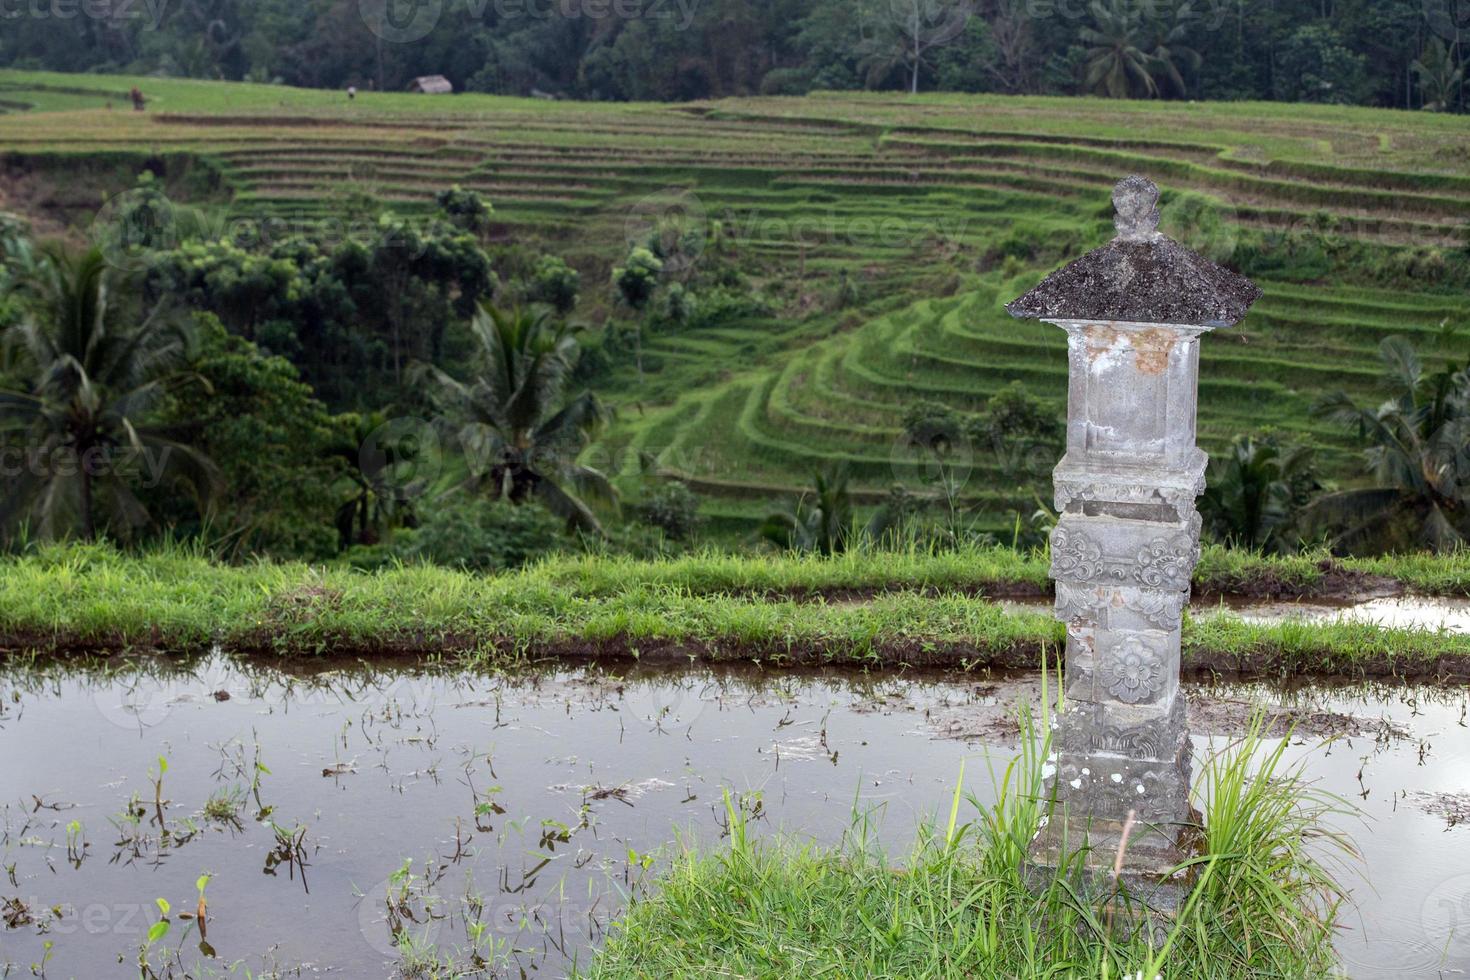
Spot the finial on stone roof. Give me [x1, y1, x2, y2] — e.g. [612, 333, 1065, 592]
[1113, 175, 1160, 241]
[1006, 174, 1261, 327]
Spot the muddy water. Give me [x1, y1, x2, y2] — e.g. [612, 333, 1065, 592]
[0, 656, 1465, 979]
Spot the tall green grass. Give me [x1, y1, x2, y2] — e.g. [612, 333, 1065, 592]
[582, 696, 1355, 978]
[1, 542, 1467, 677]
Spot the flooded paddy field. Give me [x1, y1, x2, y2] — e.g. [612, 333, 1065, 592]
[1003, 594, 1470, 636]
[0, 654, 1466, 978]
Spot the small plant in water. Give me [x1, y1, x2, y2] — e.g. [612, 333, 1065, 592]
[149, 757, 169, 825]
[264, 821, 310, 888]
[201, 786, 246, 826]
[138, 896, 172, 979]
[64, 819, 86, 867]
[31, 938, 54, 978]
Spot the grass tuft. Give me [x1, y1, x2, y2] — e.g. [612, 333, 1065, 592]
[582, 699, 1354, 978]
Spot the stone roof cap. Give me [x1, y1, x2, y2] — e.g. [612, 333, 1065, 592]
[1006, 176, 1262, 328]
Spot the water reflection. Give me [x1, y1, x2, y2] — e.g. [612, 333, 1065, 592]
[0, 654, 1464, 978]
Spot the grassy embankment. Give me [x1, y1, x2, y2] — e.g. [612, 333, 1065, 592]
[2, 543, 1467, 678]
[4, 70, 1469, 539]
[581, 707, 1354, 978]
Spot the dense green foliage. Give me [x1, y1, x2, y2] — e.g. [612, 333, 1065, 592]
[157, 315, 345, 559]
[0, 245, 216, 542]
[2, 0, 1465, 111]
[1200, 434, 1321, 554]
[142, 196, 495, 406]
[1310, 337, 1470, 553]
[2, 73, 1467, 561]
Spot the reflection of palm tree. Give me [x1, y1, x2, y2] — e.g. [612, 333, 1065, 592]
[1199, 435, 1318, 553]
[418, 302, 613, 533]
[0, 246, 216, 540]
[761, 465, 853, 555]
[1310, 337, 1470, 554]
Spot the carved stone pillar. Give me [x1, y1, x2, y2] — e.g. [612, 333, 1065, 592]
[1006, 176, 1261, 910]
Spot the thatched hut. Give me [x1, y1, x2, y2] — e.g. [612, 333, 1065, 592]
[407, 75, 453, 95]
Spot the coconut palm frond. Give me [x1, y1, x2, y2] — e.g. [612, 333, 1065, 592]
[421, 302, 615, 534]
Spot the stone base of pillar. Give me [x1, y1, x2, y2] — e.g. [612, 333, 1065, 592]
[1027, 701, 1201, 918]
[1023, 808, 1204, 929]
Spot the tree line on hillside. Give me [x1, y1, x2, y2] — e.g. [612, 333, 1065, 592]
[1, 179, 1467, 566]
[2, 0, 1467, 111]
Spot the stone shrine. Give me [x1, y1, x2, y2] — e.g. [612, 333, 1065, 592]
[1006, 175, 1262, 908]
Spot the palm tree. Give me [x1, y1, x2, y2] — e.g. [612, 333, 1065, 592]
[761, 465, 854, 555]
[1309, 337, 1470, 554]
[858, 0, 974, 94]
[1081, 0, 1199, 99]
[330, 410, 418, 549]
[418, 302, 613, 533]
[0, 212, 35, 378]
[1413, 38, 1464, 112]
[1080, 0, 1157, 99]
[1143, 1, 1201, 99]
[0, 245, 217, 540]
[1199, 434, 1319, 553]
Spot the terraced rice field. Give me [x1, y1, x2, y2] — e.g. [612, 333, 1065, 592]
[2, 70, 1468, 535]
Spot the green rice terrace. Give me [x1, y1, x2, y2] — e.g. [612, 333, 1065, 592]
[6, 37, 1470, 979]
[2, 70, 1468, 539]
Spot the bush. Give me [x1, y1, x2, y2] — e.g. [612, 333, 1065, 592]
[403, 496, 565, 572]
[637, 481, 701, 541]
[660, 283, 696, 326]
[759, 68, 812, 96]
[527, 255, 581, 313]
[436, 186, 493, 234]
[158, 314, 344, 560]
[612, 247, 663, 311]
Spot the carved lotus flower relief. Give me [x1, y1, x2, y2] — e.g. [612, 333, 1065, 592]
[1107, 638, 1165, 704]
[1135, 538, 1193, 589]
[1051, 527, 1102, 579]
